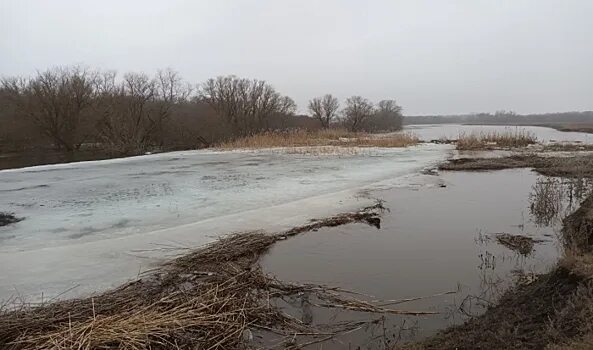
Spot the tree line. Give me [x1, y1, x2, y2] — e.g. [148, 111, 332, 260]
[407, 110, 593, 125]
[0, 66, 403, 155]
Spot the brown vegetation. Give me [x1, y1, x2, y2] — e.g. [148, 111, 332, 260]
[456, 129, 537, 150]
[216, 129, 419, 149]
[493, 233, 541, 256]
[549, 123, 593, 134]
[1, 66, 406, 162]
[439, 153, 593, 178]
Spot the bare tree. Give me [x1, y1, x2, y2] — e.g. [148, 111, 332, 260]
[342, 96, 374, 132]
[308, 94, 339, 128]
[97, 69, 192, 154]
[1, 66, 97, 151]
[199, 75, 295, 135]
[369, 99, 403, 131]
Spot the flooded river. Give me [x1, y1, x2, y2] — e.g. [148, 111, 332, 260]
[261, 169, 563, 348]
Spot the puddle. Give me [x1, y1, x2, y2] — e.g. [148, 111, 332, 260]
[260, 169, 564, 348]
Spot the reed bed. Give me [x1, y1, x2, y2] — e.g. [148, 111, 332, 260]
[0, 203, 442, 349]
[216, 129, 419, 149]
[456, 129, 537, 150]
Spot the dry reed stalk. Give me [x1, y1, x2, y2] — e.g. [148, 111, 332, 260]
[216, 129, 419, 149]
[456, 129, 537, 150]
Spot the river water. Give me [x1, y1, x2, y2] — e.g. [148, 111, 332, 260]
[260, 169, 564, 348]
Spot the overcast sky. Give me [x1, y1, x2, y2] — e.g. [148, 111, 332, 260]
[1, 1, 592, 115]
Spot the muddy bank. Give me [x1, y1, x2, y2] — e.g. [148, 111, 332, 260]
[407, 268, 583, 349]
[440, 153, 593, 177]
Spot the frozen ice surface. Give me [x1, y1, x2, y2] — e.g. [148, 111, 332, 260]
[0, 144, 449, 301]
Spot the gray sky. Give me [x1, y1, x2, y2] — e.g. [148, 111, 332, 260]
[1, 0, 592, 115]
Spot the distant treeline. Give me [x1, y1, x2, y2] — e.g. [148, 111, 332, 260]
[406, 110, 593, 125]
[0, 66, 403, 155]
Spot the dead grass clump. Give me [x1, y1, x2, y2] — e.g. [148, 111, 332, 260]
[494, 233, 541, 256]
[0, 203, 438, 349]
[0, 212, 22, 227]
[561, 194, 593, 254]
[409, 268, 583, 350]
[559, 252, 593, 280]
[439, 154, 593, 178]
[456, 129, 537, 150]
[216, 129, 419, 149]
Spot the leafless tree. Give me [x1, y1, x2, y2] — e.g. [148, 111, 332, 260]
[97, 69, 192, 154]
[1, 66, 98, 151]
[308, 94, 339, 128]
[199, 75, 295, 135]
[342, 96, 374, 132]
[370, 99, 403, 131]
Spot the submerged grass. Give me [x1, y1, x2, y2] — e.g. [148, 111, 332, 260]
[216, 129, 419, 149]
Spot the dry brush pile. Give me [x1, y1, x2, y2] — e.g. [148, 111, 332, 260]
[0, 202, 438, 349]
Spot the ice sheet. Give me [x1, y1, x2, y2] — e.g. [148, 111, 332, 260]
[0, 144, 450, 301]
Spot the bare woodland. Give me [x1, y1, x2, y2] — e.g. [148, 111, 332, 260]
[0, 66, 404, 155]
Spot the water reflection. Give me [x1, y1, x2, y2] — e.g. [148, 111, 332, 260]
[261, 169, 561, 348]
[529, 176, 593, 227]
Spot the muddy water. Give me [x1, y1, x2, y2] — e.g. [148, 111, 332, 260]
[260, 169, 562, 348]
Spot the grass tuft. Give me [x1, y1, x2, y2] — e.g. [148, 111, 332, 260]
[456, 129, 537, 150]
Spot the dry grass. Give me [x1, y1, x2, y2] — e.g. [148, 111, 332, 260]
[456, 129, 537, 150]
[439, 153, 593, 178]
[494, 233, 542, 256]
[216, 129, 419, 149]
[0, 202, 442, 349]
[548, 123, 593, 135]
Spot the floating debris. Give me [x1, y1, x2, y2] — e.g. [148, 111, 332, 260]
[494, 233, 545, 256]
